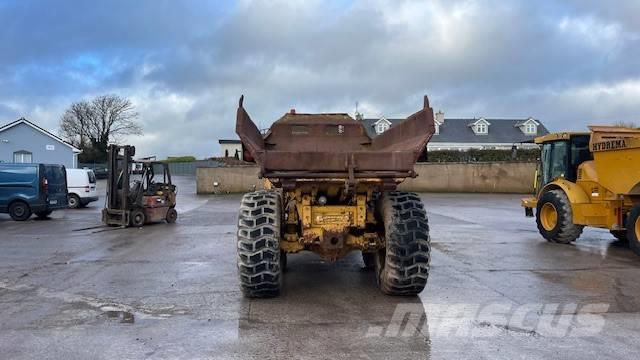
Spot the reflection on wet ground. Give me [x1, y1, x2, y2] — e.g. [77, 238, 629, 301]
[1, 181, 639, 359]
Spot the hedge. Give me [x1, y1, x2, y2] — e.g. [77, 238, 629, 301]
[165, 156, 197, 163]
[421, 149, 540, 163]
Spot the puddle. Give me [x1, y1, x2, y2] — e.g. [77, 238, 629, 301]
[104, 310, 135, 323]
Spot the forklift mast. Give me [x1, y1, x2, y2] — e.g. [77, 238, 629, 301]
[105, 145, 136, 226]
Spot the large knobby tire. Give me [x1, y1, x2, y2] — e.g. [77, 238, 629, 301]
[9, 200, 32, 221]
[237, 190, 282, 298]
[627, 205, 640, 257]
[536, 189, 583, 244]
[375, 191, 431, 296]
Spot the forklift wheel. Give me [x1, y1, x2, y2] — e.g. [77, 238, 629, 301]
[130, 210, 145, 227]
[166, 208, 178, 223]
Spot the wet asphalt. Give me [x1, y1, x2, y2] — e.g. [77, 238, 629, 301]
[1, 176, 639, 359]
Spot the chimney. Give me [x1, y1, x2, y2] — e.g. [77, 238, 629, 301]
[290, 109, 296, 114]
[435, 110, 444, 124]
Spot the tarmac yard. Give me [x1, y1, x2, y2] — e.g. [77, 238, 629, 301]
[1, 177, 639, 359]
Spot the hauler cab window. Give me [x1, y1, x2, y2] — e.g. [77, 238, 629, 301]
[539, 135, 593, 189]
[541, 141, 568, 185]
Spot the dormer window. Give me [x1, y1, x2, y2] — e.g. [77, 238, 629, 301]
[525, 123, 536, 134]
[518, 118, 539, 135]
[374, 118, 391, 134]
[469, 118, 490, 135]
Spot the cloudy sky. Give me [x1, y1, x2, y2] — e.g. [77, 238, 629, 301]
[1, 0, 639, 158]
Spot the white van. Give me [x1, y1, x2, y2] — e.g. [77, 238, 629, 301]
[66, 168, 98, 208]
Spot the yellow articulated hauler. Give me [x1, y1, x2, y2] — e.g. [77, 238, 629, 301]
[522, 126, 640, 256]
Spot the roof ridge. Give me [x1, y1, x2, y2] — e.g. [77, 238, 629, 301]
[0, 117, 81, 152]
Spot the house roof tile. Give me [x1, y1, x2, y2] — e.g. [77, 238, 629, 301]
[362, 117, 549, 144]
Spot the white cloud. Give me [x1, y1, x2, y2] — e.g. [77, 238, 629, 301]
[557, 15, 625, 51]
[2, 0, 640, 158]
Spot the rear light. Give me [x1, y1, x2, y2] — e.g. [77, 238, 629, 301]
[42, 177, 49, 194]
[85, 186, 90, 193]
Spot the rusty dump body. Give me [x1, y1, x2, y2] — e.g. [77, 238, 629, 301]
[235, 96, 434, 297]
[236, 95, 435, 185]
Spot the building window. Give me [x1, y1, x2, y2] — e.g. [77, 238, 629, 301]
[525, 123, 536, 134]
[476, 123, 487, 134]
[13, 150, 33, 163]
[376, 122, 389, 134]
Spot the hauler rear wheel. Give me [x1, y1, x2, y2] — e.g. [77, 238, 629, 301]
[536, 189, 583, 244]
[237, 190, 282, 298]
[375, 191, 430, 296]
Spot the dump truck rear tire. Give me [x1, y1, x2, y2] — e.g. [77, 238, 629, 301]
[237, 190, 282, 298]
[627, 205, 640, 257]
[536, 189, 583, 244]
[375, 192, 430, 296]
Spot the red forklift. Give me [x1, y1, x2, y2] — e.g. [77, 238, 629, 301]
[102, 145, 177, 227]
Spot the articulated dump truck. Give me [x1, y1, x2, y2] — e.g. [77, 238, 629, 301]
[522, 126, 640, 256]
[235, 95, 435, 297]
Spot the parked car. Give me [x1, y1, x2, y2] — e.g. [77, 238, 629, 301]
[66, 168, 98, 208]
[93, 167, 108, 179]
[0, 163, 68, 221]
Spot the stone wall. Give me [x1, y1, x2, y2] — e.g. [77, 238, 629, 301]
[196, 162, 537, 194]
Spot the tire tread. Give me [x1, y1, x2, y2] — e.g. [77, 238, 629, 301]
[377, 191, 430, 295]
[237, 190, 282, 298]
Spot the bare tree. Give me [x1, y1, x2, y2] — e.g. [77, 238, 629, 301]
[60, 94, 142, 162]
[60, 101, 93, 148]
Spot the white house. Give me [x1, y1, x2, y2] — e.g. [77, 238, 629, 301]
[363, 112, 548, 151]
[218, 139, 243, 160]
[0, 118, 81, 168]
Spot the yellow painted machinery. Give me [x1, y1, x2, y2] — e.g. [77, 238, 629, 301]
[522, 126, 640, 255]
[235, 96, 435, 297]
